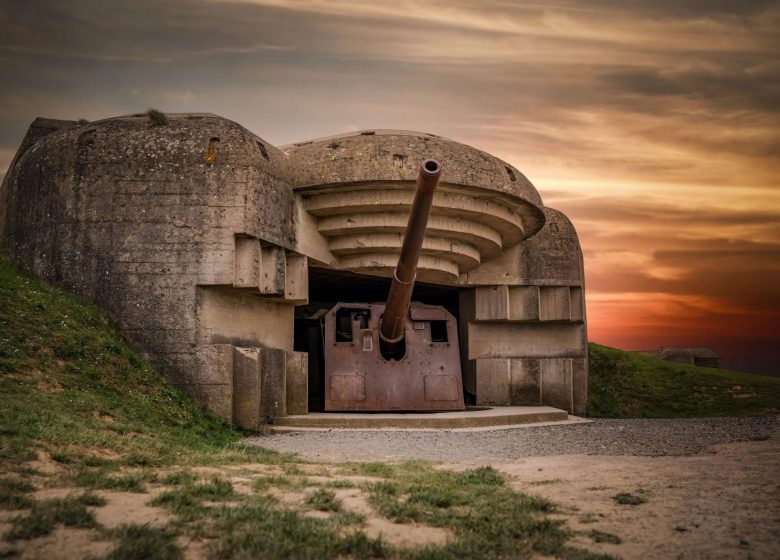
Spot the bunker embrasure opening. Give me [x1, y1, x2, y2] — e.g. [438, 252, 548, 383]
[294, 266, 462, 412]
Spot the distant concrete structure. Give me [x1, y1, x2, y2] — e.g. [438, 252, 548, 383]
[0, 113, 588, 427]
[658, 347, 721, 369]
[637, 347, 721, 369]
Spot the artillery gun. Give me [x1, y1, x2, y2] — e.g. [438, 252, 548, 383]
[323, 159, 465, 411]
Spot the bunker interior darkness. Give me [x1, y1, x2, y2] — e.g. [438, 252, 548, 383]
[0, 114, 588, 430]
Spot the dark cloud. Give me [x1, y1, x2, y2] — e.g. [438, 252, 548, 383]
[653, 247, 780, 306]
[584, 251, 780, 306]
[576, 0, 779, 19]
[600, 66, 780, 113]
[1, 0, 299, 61]
[549, 196, 780, 229]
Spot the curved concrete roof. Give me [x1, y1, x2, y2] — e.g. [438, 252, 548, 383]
[282, 128, 544, 208]
[282, 129, 547, 282]
[6, 114, 551, 283]
[24, 116, 544, 212]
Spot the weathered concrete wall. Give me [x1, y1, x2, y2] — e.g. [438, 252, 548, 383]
[0, 113, 307, 424]
[1, 115, 587, 418]
[286, 130, 546, 284]
[656, 347, 720, 369]
[457, 208, 588, 413]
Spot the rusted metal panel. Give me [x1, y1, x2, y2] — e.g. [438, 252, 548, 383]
[410, 306, 448, 321]
[324, 302, 464, 411]
[423, 375, 460, 401]
[329, 375, 365, 402]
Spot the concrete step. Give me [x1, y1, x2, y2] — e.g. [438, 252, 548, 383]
[270, 406, 568, 431]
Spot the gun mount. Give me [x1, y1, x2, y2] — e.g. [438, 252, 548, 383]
[323, 160, 465, 411]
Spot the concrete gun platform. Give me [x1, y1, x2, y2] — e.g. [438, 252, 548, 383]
[268, 406, 569, 431]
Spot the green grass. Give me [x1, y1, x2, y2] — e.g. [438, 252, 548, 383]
[341, 462, 396, 478]
[364, 463, 610, 560]
[0, 478, 35, 509]
[150, 490, 205, 522]
[612, 492, 647, 506]
[323, 479, 356, 489]
[106, 524, 181, 560]
[159, 471, 196, 487]
[251, 474, 299, 491]
[333, 510, 367, 526]
[455, 466, 504, 486]
[305, 488, 342, 512]
[73, 469, 153, 493]
[250, 473, 323, 493]
[189, 476, 235, 500]
[587, 530, 621, 544]
[77, 491, 107, 507]
[0, 249, 292, 468]
[6, 494, 99, 540]
[150, 476, 237, 525]
[208, 504, 389, 559]
[588, 343, 780, 418]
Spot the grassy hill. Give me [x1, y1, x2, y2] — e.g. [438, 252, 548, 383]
[587, 343, 780, 418]
[0, 251, 262, 470]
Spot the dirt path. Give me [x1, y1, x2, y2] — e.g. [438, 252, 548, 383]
[488, 436, 780, 559]
[248, 417, 780, 559]
[4, 418, 778, 559]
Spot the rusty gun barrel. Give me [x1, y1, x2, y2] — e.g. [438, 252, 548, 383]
[379, 159, 442, 359]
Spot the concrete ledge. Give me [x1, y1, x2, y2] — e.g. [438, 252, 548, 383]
[270, 406, 567, 431]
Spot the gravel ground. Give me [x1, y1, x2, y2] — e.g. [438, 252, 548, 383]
[244, 416, 780, 462]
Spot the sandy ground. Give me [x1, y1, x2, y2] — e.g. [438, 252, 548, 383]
[249, 417, 780, 559]
[0, 463, 453, 558]
[3, 418, 778, 559]
[491, 436, 780, 559]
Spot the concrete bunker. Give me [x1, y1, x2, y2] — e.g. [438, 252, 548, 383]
[0, 114, 589, 430]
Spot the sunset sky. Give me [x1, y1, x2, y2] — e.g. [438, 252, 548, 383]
[1, 1, 778, 375]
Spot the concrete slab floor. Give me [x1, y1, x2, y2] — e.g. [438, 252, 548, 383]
[268, 406, 573, 431]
